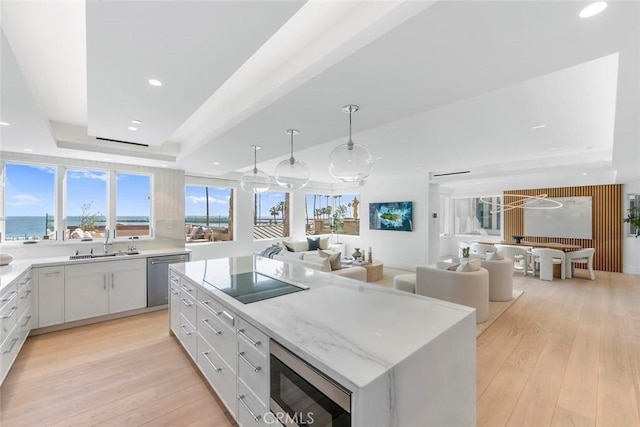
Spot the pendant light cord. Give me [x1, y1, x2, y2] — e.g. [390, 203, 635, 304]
[289, 132, 295, 165]
[347, 107, 354, 150]
[253, 146, 258, 174]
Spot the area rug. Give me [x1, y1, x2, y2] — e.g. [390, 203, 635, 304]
[476, 289, 523, 337]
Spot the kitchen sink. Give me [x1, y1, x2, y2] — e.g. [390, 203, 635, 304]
[69, 251, 140, 260]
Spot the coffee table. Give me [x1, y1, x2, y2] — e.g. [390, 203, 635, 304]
[361, 260, 384, 282]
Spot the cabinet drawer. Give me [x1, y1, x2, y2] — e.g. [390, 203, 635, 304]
[178, 313, 197, 361]
[197, 334, 237, 418]
[17, 305, 34, 338]
[197, 303, 236, 371]
[0, 296, 19, 346]
[238, 318, 268, 357]
[238, 335, 268, 406]
[238, 378, 269, 426]
[180, 280, 196, 297]
[179, 289, 196, 328]
[17, 274, 33, 319]
[198, 291, 235, 330]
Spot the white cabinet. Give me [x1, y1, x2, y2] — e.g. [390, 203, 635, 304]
[65, 259, 146, 322]
[36, 266, 65, 327]
[169, 271, 274, 426]
[1, 268, 34, 385]
[169, 271, 181, 335]
[65, 263, 110, 322]
[109, 259, 147, 313]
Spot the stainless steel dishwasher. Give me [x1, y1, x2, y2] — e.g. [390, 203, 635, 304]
[147, 253, 190, 307]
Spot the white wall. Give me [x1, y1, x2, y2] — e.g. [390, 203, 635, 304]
[334, 171, 431, 271]
[623, 181, 640, 274]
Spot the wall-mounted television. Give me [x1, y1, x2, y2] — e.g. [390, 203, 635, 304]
[369, 201, 413, 232]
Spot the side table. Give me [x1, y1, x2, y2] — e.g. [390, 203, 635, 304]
[361, 260, 384, 282]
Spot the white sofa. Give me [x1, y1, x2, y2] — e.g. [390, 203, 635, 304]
[272, 252, 367, 281]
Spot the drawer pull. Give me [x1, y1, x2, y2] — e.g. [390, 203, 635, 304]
[0, 291, 17, 303]
[180, 298, 193, 307]
[180, 325, 193, 336]
[202, 301, 222, 316]
[3, 337, 19, 354]
[238, 329, 261, 347]
[19, 277, 32, 286]
[201, 351, 222, 373]
[20, 290, 32, 299]
[20, 315, 32, 328]
[1, 306, 18, 319]
[170, 287, 180, 295]
[170, 276, 179, 283]
[238, 395, 262, 421]
[180, 285, 194, 293]
[202, 318, 222, 335]
[238, 351, 262, 372]
[43, 271, 61, 277]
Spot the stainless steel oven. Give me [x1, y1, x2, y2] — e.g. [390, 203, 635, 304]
[270, 340, 351, 427]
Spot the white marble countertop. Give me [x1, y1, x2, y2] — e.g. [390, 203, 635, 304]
[0, 248, 190, 292]
[171, 255, 475, 392]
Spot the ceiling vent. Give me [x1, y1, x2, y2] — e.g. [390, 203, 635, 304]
[96, 137, 149, 148]
[429, 170, 471, 180]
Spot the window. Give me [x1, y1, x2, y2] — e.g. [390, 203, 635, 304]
[116, 173, 151, 238]
[454, 196, 501, 236]
[305, 193, 360, 236]
[629, 194, 640, 237]
[65, 169, 107, 239]
[3, 163, 56, 241]
[185, 185, 234, 243]
[254, 190, 289, 240]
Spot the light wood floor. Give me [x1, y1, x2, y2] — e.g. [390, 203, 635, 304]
[1, 269, 639, 426]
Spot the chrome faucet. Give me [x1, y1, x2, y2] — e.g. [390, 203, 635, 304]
[128, 236, 137, 252]
[103, 229, 112, 253]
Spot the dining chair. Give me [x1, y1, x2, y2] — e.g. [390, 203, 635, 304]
[531, 248, 566, 281]
[564, 248, 595, 280]
[495, 244, 533, 275]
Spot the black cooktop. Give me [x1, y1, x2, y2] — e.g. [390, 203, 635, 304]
[204, 271, 306, 304]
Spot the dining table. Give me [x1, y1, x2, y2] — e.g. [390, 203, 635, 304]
[480, 240, 583, 252]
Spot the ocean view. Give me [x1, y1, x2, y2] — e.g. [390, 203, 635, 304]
[4, 216, 150, 239]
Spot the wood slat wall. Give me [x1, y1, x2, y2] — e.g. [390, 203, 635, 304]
[503, 185, 622, 272]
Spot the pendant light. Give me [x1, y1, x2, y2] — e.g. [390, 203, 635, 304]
[328, 105, 373, 183]
[240, 145, 270, 193]
[275, 129, 309, 189]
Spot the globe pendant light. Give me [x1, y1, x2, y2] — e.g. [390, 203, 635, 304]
[240, 145, 270, 194]
[328, 105, 374, 183]
[275, 129, 309, 189]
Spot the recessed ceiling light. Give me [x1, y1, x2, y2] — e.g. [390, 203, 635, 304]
[375, 156, 383, 160]
[131, 119, 142, 124]
[579, 2, 607, 18]
[148, 79, 163, 87]
[24, 148, 33, 152]
[161, 164, 168, 168]
[582, 172, 588, 176]
[128, 126, 138, 131]
[0, 121, 10, 126]
[531, 124, 546, 130]
[212, 162, 220, 165]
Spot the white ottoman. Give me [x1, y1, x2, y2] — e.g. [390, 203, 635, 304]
[393, 274, 416, 293]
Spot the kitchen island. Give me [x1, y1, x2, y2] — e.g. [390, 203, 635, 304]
[170, 255, 476, 426]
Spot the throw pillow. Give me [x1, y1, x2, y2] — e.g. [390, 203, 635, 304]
[282, 251, 304, 260]
[319, 236, 330, 250]
[283, 241, 295, 252]
[318, 249, 342, 271]
[456, 258, 482, 272]
[485, 250, 505, 261]
[307, 237, 321, 251]
[447, 263, 460, 271]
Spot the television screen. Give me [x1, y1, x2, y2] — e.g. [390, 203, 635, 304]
[369, 201, 413, 231]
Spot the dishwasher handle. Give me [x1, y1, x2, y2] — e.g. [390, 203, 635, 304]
[149, 257, 189, 265]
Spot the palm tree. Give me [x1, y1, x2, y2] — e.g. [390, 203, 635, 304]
[269, 205, 279, 224]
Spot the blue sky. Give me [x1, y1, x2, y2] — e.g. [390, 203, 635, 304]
[185, 185, 232, 217]
[5, 164, 150, 217]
